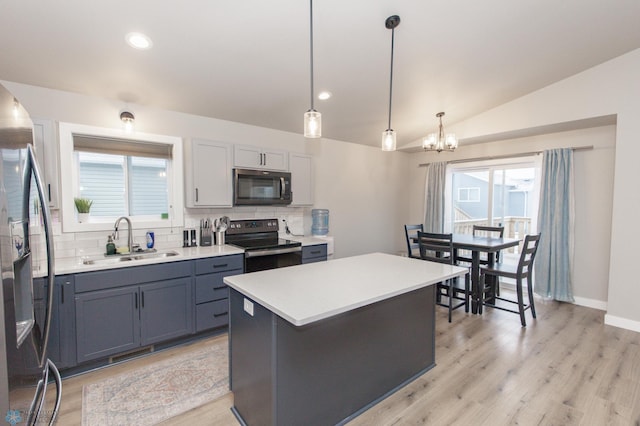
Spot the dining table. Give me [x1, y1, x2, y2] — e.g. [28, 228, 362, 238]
[450, 233, 521, 314]
[413, 233, 521, 314]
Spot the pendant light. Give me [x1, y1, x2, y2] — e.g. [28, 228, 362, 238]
[303, 0, 321, 138]
[422, 112, 458, 152]
[382, 15, 400, 151]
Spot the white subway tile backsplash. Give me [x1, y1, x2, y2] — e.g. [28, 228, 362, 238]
[55, 248, 76, 259]
[76, 246, 104, 257]
[48, 208, 308, 261]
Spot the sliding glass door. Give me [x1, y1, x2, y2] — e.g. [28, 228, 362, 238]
[446, 157, 541, 258]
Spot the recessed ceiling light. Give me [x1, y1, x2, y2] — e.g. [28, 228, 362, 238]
[126, 32, 153, 50]
[318, 91, 332, 101]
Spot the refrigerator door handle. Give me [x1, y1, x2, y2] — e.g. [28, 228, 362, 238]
[47, 359, 63, 425]
[25, 359, 62, 426]
[26, 367, 46, 426]
[23, 144, 56, 368]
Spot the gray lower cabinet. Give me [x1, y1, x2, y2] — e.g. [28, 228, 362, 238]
[56, 275, 76, 369]
[140, 278, 193, 345]
[74, 261, 193, 364]
[75, 286, 140, 363]
[194, 254, 244, 332]
[301, 244, 328, 264]
[20, 275, 75, 373]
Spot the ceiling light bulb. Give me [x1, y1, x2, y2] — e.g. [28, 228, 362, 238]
[126, 32, 153, 50]
[381, 129, 396, 151]
[446, 133, 458, 149]
[318, 91, 332, 101]
[304, 110, 321, 138]
[12, 98, 19, 119]
[120, 110, 135, 132]
[422, 134, 437, 150]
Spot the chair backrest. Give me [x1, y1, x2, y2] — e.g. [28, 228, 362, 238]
[472, 225, 504, 238]
[473, 225, 505, 261]
[404, 224, 423, 257]
[516, 233, 541, 276]
[417, 231, 454, 265]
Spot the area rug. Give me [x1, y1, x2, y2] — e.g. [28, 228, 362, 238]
[82, 338, 229, 425]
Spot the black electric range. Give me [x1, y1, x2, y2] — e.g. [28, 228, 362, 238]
[226, 219, 302, 272]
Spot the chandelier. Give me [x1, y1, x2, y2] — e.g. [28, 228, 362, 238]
[422, 112, 458, 152]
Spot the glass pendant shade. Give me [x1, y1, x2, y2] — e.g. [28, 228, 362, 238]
[445, 133, 458, 149]
[381, 129, 396, 151]
[422, 133, 437, 150]
[304, 110, 321, 138]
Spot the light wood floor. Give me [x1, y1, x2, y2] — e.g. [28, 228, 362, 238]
[53, 293, 640, 425]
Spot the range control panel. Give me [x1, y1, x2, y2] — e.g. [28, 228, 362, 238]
[226, 219, 280, 235]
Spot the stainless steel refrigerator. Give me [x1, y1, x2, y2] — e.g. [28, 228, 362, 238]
[0, 84, 61, 425]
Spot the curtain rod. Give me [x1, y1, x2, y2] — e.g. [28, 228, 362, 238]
[418, 145, 594, 167]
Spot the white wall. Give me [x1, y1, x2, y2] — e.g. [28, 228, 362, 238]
[405, 48, 640, 331]
[407, 126, 615, 310]
[1, 80, 410, 262]
[307, 138, 409, 258]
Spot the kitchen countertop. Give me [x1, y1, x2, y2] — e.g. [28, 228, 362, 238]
[282, 234, 334, 255]
[45, 237, 331, 276]
[51, 244, 244, 276]
[224, 252, 468, 326]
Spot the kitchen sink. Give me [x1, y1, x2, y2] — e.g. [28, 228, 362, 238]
[82, 250, 180, 265]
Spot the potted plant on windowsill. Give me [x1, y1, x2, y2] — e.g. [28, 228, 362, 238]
[74, 197, 93, 223]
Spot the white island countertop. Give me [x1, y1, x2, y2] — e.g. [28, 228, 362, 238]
[224, 252, 468, 326]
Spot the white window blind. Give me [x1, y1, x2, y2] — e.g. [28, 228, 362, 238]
[75, 135, 170, 218]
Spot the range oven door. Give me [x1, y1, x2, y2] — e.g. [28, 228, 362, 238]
[244, 247, 302, 273]
[233, 168, 292, 206]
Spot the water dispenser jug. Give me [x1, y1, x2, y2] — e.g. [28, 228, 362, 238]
[311, 209, 329, 236]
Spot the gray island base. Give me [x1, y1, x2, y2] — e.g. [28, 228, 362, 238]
[225, 253, 468, 425]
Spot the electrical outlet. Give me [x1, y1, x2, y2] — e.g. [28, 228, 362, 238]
[243, 298, 254, 316]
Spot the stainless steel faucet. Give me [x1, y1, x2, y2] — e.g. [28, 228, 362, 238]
[113, 216, 134, 254]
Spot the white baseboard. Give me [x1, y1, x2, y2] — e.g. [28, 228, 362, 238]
[573, 296, 607, 311]
[497, 283, 640, 332]
[604, 314, 640, 333]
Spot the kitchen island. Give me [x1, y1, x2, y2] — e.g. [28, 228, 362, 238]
[224, 252, 468, 426]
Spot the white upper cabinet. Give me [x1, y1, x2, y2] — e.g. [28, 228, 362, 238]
[32, 119, 60, 209]
[289, 153, 314, 206]
[234, 145, 288, 171]
[185, 139, 233, 207]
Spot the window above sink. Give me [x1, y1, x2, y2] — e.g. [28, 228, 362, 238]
[58, 122, 184, 233]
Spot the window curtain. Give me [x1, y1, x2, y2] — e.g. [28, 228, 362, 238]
[534, 148, 574, 302]
[424, 161, 447, 233]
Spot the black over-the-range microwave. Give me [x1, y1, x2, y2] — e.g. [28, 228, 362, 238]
[233, 168, 292, 206]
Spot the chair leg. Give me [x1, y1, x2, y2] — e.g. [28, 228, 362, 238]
[478, 274, 484, 315]
[516, 278, 526, 327]
[464, 272, 470, 313]
[527, 274, 536, 319]
[448, 279, 453, 323]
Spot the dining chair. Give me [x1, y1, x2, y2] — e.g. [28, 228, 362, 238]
[479, 233, 541, 327]
[456, 224, 505, 295]
[404, 224, 423, 259]
[417, 231, 470, 322]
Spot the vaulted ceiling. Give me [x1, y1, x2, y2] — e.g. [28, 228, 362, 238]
[1, 0, 639, 149]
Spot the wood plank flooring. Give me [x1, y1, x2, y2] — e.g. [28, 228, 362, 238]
[53, 292, 640, 425]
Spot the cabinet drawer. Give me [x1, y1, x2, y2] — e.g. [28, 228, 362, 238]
[196, 299, 229, 332]
[195, 254, 244, 275]
[75, 261, 192, 293]
[302, 244, 327, 261]
[195, 274, 229, 304]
